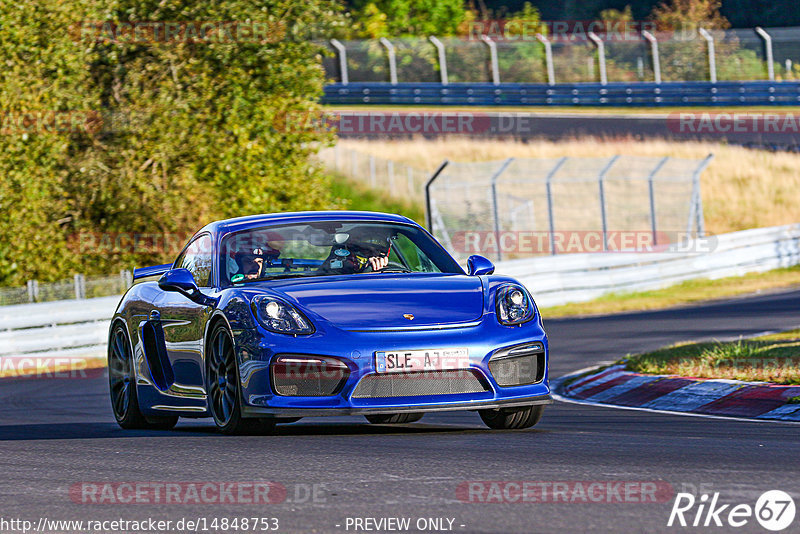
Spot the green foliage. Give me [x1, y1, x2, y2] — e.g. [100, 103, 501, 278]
[328, 173, 424, 224]
[0, 0, 344, 285]
[351, 0, 466, 38]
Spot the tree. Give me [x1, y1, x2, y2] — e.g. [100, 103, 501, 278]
[0, 0, 344, 284]
[350, 0, 467, 38]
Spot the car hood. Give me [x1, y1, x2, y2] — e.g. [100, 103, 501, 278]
[265, 274, 485, 330]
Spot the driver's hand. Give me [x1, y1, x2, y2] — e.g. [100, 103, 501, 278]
[368, 256, 389, 271]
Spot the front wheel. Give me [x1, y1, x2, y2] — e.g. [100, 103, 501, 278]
[207, 324, 274, 435]
[479, 405, 544, 430]
[108, 323, 178, 430]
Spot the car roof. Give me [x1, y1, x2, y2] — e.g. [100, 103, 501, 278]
[199, 211, 419, 237]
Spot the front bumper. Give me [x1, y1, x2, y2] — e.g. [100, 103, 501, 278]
[234, 316, 551, 418]
[241, 394, 552, 417]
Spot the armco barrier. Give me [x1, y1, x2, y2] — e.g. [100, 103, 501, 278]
[0, 224, 798, 366]
[322, 81, 800, 107]
[0, 296, 119, 366]
[503, 224, 800, 308]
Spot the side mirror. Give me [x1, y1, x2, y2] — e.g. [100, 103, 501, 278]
[467, 255, 495, 276]
[158, 268, 210, 304]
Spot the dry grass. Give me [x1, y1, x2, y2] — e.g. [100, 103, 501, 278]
[625, 329, 800, 384]
[338, 138, 800, 235]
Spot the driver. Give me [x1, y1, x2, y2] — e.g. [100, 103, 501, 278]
[319, 236, 391, 274]
[229, 244, 280, 282]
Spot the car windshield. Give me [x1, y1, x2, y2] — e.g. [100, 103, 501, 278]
[220, 221, 462, 285]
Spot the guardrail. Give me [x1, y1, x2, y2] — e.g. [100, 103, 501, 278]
[322, 81, 800, 107]
[502, 224, 800, 308]
[0, 296, 119, 369]
[0, 224, 797, 366]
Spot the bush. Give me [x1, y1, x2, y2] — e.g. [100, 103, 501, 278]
[0, 0, 343, 285]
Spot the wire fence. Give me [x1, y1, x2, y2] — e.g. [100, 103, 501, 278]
[427, 155, 713, 262]
[317, 145, 430, 203]
[323, 27, 800, 85]
[317, 146, 713, 262]
[0, 271, 132, 306]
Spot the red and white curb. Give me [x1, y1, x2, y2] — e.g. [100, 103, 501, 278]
[553, 364, 800, 422]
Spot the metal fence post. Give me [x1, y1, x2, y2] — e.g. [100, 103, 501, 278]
[489, 158, 515, 262]
[689, 154, 714, 238]
[481, 35, 500, 85]
[429, 36, 449, 85]
[379, 37, 398, 84]
[545, 157, 568, 255]
[121, 269, 133, 288]
[647, 157, 670, 246]
[642, 30, 662, 84]
[535, 33, 555, 85]
[74, 274, 86, 299]
[27, 280, 38, 303]
[755, 27, 775, 81]
[588, 32, 608, 85]
[597, 156, 620, 251]
[698, 29, 717, 83]
[329, 39, 348, 85]
[425, 160, 450, 231]
[387, 160, 395, 194]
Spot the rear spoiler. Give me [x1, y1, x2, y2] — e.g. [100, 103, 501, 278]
[132, 263, 172, 281]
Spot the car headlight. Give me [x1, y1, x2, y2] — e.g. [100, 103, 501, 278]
[496, 285, 535, 325]
[251, 296, 314, 335]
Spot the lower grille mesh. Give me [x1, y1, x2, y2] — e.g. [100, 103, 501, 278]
[352, 370, 488, 398]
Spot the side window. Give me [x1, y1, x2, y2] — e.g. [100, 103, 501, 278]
[174, 234, 214, 287]
[389, 234, 441, 273]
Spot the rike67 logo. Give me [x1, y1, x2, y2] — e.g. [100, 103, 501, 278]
[668, 490, 796, 531]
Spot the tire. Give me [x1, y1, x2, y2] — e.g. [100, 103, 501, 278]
[479, 405, 544, 430]
[108, 322, 178, 430]
[206, 323, 275, 435]
[365, 413, 424, 424]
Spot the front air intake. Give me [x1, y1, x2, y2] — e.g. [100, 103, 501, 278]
[352, 369, 488, 398]
[271, 355, 349, 396]
[488, 343, 545, 387]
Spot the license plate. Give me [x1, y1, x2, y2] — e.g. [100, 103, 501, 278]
[375, 348, 470, 374]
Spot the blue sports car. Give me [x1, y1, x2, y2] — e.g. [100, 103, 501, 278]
[108, 211, 551, 434]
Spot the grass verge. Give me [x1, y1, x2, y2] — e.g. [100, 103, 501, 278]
[329, 171, 425, 224]
[624, 329, 800, 384]
[540, 264, 800, 318]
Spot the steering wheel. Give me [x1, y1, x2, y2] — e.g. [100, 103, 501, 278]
[374, 260, 410, 273]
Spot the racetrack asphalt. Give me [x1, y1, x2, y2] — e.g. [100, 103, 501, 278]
[1, 288, 799, 533]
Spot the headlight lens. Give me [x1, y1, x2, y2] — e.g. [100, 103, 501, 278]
[496, 285, 535, 325]
[251, 296, 314, 335]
